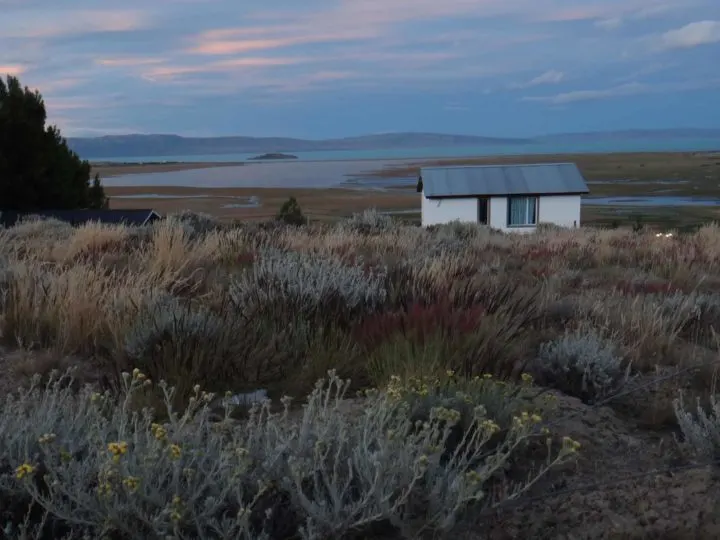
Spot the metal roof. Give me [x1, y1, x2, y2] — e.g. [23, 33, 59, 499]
[420, 162, 589, 198]
[0, 209, 162, 227]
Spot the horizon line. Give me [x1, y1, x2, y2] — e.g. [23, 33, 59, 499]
[66, 127, 720, 140]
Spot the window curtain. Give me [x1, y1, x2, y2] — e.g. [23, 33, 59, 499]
[508, 197, 536, 225]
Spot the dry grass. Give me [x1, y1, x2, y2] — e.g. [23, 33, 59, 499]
[0, 214, 717, 400]
[2, 212, 720, 537]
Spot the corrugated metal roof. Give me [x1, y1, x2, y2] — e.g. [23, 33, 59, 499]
[420, 162, 589, 198]
[0, 209, 162, 227]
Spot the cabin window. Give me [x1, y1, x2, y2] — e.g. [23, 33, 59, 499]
[507, 196, 537, 226]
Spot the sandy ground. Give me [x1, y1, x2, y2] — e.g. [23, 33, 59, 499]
[100, 151, 720, 227]
[105, 186, 418, 221]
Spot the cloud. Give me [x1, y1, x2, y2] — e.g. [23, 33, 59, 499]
[0, 64, 25, 76]
[523, 82, 648, 104]
[524, 76, 720, 104]
[141, 57, 310, 81]
[510, 69, 565, 89]
[595, 17, 623, 30]
[444, 103, 470, 111]
[3, 0, 719, 137]
[553, 1, 694, 30]
[96, 57, 166, 67]
[660, 20, 720, 49]
[30, 77, 87, 93]
[0, 9, 150, 39]
[188, 30, 374, 56]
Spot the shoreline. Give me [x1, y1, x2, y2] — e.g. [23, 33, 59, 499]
[100, 150, 720, 231]
[92, 161, 246, 178]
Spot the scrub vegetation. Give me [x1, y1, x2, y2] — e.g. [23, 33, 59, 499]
[1, 211, 720, 538]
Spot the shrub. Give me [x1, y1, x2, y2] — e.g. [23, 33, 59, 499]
[364, 314, 530, 386]
[276, 197, 307, 226]
[166, 210, 223, 238]
[229, 248, 387, 315]
[0, 217, 73, 259]
[673, 392, 720, 459]
[352, 302, 484, 349]
[0, 370, 579, 539]
[533, 328, 630, 404]
[0, 262, 112, 355]
[659, 292, 720, 344]
[337, 208, 394, 234]
[386, 371, 554, 435]
[114, 292, 275, 407]
[583, 292, 691, 369]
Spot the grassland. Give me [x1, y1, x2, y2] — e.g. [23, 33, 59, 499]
[2, 213, 720, 538]
[103, 151, 720, 231]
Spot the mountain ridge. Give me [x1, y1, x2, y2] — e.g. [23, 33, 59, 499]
[66, 129, 720, 158]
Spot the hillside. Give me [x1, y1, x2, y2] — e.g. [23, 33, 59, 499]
[66, 129, 720, 159]
[66, 132, 532, 158]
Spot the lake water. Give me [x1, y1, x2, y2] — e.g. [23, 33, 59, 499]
[109, 193, 719, 210]
[583, 196, 720, 206]
[102, 159, 417, 188]
[90, 137, 720, 164]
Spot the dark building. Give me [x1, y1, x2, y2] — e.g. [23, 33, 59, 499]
[0, 209, 162, 228]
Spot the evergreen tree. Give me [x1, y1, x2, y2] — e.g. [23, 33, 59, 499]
[0, 74, 107, 210]
[276, 196, 307, 226]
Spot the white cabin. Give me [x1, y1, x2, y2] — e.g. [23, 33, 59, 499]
[419, 162, 589, 232]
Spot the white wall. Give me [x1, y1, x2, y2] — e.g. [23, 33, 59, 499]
[488, 197, 507, 230]
[421, 192, 582, 232]
[421, 193, 478, 226]
[538, 195, 582, 228]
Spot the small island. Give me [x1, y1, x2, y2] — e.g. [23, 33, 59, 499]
[248, 153, 299, 160]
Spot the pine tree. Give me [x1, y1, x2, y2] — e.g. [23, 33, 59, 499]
[0, 74, 107, 211]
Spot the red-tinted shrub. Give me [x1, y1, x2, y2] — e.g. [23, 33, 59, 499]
[614, 280, 684, 295]
[352, 301, 485, 349]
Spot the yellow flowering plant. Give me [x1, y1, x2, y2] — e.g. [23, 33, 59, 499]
[2, 364, 577, 539]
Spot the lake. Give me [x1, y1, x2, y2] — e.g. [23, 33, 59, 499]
[584, 196, 720, 206]
[102, 159, 418, 188]
[90, 137, 720, 164]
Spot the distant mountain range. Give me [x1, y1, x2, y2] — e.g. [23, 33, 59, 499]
[66, 129, 720, 159]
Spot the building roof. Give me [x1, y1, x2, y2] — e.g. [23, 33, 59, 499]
[0, 209, 162, 227]
[420, 162, 590, 198]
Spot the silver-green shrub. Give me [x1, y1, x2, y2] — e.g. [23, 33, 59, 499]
[0, 217, 73, 257]
[535, 329, 630, 404]
[673, 392, 720, 459]
[0, 370, 578, 539]
[658, 291, 720, 339]
[166, 210, 223, 238]
[229, 248, 387, 312]
[336, 209, 395, 233]
[122, 293, 227, 361]
[117, 292, 257, 395]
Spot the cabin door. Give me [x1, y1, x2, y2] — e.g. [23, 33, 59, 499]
[477, 198, 488, 225]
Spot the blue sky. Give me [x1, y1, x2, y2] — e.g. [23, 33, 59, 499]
[1, 0, 719, 138]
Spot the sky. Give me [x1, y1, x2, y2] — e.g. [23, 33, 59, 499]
[1, 0, 719, 138]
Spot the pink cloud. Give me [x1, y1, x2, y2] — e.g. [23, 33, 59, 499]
[96, 57, 166, 67]
[43, 96, 106, 111]
[188, 28, 377, 55]
[142, 57, 308, 80]
[188, 0, 541, 59]
[29, 77, 87, 94]
[0, 64, 25, 76]
[2, 9, 150, 39]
